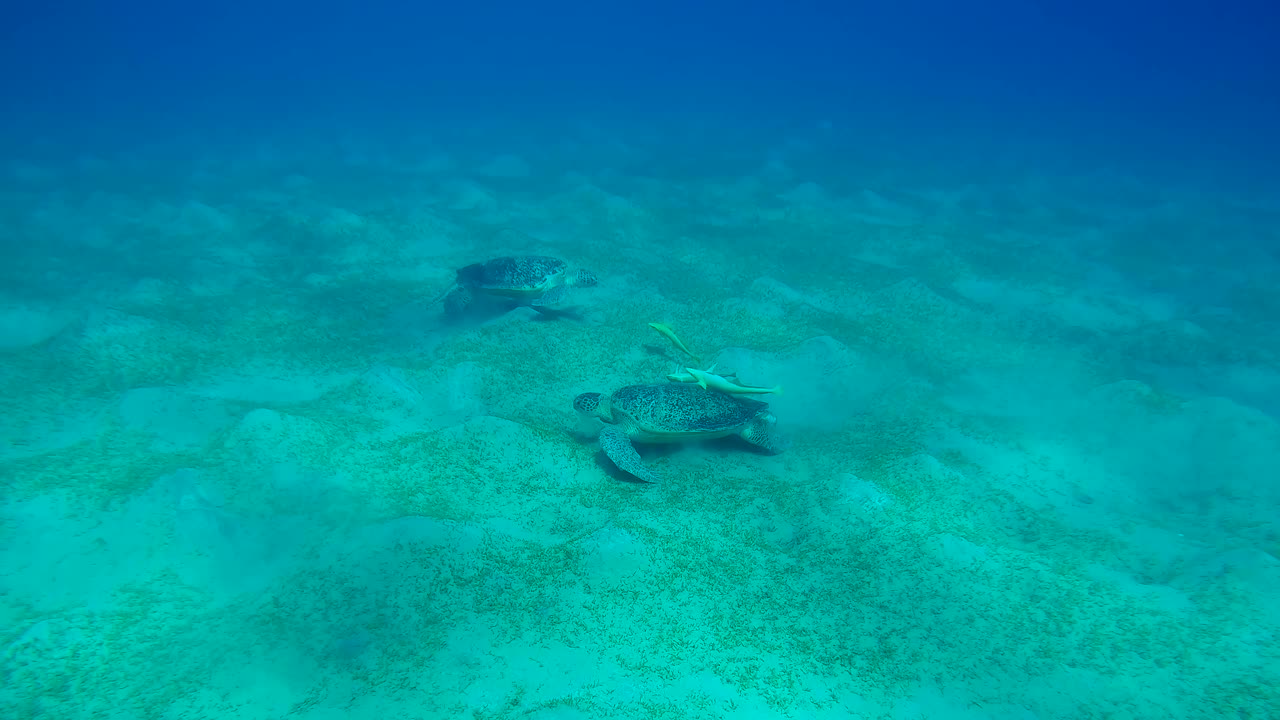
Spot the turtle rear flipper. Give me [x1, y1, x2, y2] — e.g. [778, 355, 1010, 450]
[739, 415, 790, 454]
[530, 284, 570, 307]
[599, 425, 661, 483]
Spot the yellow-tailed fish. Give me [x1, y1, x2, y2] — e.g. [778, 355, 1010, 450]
[685, 366, 782, 396]
[648, 322, 701, 363]
[667, 363, 731, 383]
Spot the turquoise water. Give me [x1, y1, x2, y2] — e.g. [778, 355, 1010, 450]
[2, 3, 1278, 719]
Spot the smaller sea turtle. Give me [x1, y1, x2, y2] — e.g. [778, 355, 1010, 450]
[573, 383, 789, 483]
[437, 255, 598, 317]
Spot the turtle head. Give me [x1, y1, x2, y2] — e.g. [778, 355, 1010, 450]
[573, 391, 611, 436]
[572, 269, 598, 288]
[573, 392, 604, 417]
[455, 262, 486, 285]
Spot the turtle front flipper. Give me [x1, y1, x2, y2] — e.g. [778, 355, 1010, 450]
[739, 415, 791, 454]
[530, 284, 570, 307]
[443, 286, 474, 317]
[599, 425, 661, 483]
[427, 282, 459, 306]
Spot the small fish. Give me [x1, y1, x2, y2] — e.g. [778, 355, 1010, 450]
[648, 322, 701, 362]
[667, 364, 736, 383]
[685, 367, 782, 396]
[667, 368, 698, 383]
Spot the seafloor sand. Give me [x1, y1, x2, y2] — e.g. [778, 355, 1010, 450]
[1, 125, 1278, 719]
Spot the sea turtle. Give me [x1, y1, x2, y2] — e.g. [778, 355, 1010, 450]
[573, 382, 789, 483]
[437, 255, 598, 317]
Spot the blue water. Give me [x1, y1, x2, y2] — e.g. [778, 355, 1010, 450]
[2, 2, 1278, 718]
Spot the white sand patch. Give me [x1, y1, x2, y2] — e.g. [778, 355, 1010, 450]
[716, 335, 896, 432]
[187, 365, 358, 404]
[0, 302, 76, 350]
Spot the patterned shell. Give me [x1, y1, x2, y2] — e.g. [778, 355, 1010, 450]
[458, 256, 567, 291]
[610, 383, 766, 433]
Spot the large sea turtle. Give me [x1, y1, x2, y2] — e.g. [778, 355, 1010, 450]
[437, 255, 598, 317]
[573, 382, 789, 483]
